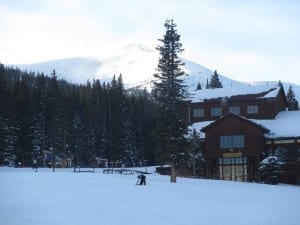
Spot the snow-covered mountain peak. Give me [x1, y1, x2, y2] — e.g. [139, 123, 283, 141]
[120, 43, 154, 53]
[13, 43, 300, 101]
[14, 43, 232, 88]
[16, 57, 101, 84]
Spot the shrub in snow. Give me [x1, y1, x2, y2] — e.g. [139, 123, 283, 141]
[259, 155, 284, 185]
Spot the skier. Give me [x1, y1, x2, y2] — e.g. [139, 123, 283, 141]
[73, 156, 77, 172]
[32, 159, 38, 172]
[137, 174, 146, 185]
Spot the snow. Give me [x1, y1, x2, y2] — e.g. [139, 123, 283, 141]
[190, 110, 300, 138]
[253, 110, 300, 138]
[188, 84, 280, 103]
[13, 43, 300, 103]
[15, 57, 102, 84]
[14, 44, 159, 86]
[1, 167, 299, 225]
[190, 120, 213, 138]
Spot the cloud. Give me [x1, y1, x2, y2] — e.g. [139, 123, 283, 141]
[0, 5, 119, 63]
[1, 0, 300, 85]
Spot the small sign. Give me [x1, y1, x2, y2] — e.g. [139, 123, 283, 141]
[223, 152, 242, 158]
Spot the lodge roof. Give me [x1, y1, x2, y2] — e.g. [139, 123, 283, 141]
[187, 84, 282, 103]
[200, 113, 270, 133]
[191, 110, 300, 139]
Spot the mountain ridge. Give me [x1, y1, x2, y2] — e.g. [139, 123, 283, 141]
[13, 43, 300, 101]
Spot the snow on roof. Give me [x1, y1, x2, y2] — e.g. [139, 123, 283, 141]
[252, 110, 300, 138]
[190, 110, 300, 139]
[258, 87, 280, 99]
[188, 84, 280, 103]
[189, 120, 214, 138]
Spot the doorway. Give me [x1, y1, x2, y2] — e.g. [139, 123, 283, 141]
[219, 155, 247, 181]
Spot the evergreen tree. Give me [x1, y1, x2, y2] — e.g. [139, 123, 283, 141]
[259, 155, 284, 185]
[68, 85, 87, 167]
[188, 129, 205, 177]
[93, 81, 109, 160]
[196, 82, 202, 90]
[0, 65, 158, 168]
[0, 63, 8, 165]
[209, 70, 223, 89]
[205, 78, 209, 89]
[12, 75, 33, 166]
[152, 19, 189, 183]
[31, 74, 48, 166]
[46, 70, 62, 170]
[286, 85, 299, 111]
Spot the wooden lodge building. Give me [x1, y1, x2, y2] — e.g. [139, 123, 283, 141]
[186, 84, 300, 184]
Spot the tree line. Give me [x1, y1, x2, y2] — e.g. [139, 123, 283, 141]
[0, 64, 158, 167]
[0, 19, 226, 181]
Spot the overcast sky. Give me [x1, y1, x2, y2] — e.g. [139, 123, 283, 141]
[0, 0, 300, 84]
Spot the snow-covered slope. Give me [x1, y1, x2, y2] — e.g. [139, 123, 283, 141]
[15, 44, 158, 85]
[1, 167, 299, 225]
[15, 44, 244, 88]
[14, 43, 300, 101]
[17, 57, 102, 84]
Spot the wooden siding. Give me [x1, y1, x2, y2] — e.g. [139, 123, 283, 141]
[201, 114, 300, 184]
[187, 86, 287, 123]
[203, 115, 267, 159]
[265, 138, 300, 184]
[202, 114, 267, 181]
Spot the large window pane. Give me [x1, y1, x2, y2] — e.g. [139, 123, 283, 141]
[232, 135, 245, 148]
[223, 158, 231, 165]
[220, 135, 245, 149]
[220, 136, 232, 148]
[193, 108, 204, 118]
[229, 106, 240, 115]
[275, 147, 297, 162]
[211, 107, 222, 116]
[235, 157, 243, 164]
[247, 105, 258, 114]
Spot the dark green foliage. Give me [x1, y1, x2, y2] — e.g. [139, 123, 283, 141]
[0, 63, 156, 167]
[209, 70, 223, 89]
[188, 129, 205, 177]
[196, 82, 202, 90]
[278, 80, 283, 88]
[152, 19, 189, 182]
[286, 85, 299, 111]
[205, 78, 209, 89]
[259, 155, 284, 185]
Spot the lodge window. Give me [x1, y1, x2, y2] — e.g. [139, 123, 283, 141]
[211, 107, 222, 117]
[219, 157, 246, 165]
[193, 108, 204, 118]
[218, 156, 247, 181]
[274, 147, 297, 162]
[229, 106, 240, 115]
[220, 135, 245, 149]
[247, 105, 258, 114]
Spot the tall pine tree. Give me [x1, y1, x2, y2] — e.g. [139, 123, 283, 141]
[286, 85, 299, 111]
[209, 70, 223, 89]
[153, 19, 188, 183]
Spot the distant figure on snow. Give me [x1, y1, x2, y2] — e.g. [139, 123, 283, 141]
[73, 156, 77, 172]
[137, 174, 146, 185]
[32, 159, 38, 171]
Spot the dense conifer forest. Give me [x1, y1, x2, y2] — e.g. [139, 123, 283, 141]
[0, 63, 157, 167]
